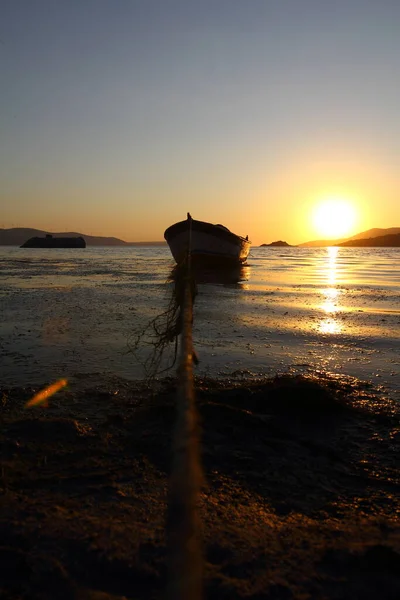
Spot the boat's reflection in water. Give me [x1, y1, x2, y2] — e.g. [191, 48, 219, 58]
[169, 263, 250, 289]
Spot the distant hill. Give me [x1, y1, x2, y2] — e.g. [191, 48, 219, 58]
[0, 228, 166, 247]
[346, 227, 400, 241]
[298, 237, 346, 248]
[299, 227, 400, 247]
[338, 233, 400, 247]
[260, 240, 291, 247]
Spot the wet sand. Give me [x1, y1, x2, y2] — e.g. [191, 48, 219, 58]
[1, 374, 399, 599]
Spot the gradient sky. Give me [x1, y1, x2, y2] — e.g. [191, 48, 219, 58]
[1, 0, 399, 244]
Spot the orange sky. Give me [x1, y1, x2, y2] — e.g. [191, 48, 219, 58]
[2, 143, 394, 246]
[1, 2, 399, 245]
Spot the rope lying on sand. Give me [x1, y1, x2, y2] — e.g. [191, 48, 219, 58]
[166, 218, 203, 600]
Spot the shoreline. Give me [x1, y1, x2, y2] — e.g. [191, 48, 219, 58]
[1, 374, 399, 599]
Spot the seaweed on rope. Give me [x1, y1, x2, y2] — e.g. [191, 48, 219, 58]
[127, 259, 197, 382]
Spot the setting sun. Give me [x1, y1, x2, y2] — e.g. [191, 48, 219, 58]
[312, 198, 357, 239]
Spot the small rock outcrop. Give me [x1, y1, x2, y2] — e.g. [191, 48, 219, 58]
[260, 240, 291, 247]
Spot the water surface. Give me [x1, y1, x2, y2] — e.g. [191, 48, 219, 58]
[0, 246, 398, 398]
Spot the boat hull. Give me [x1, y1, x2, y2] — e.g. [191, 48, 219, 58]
[164, 219, 251, 265]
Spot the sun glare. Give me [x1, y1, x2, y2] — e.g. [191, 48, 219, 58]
[312, 198, 357, 239]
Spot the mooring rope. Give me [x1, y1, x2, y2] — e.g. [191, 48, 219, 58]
[166, 215, 203, 600]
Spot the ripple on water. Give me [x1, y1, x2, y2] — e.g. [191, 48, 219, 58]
[0, 246, 398, 398]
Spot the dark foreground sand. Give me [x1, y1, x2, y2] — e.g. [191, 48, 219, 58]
[1, 374, 399, 599]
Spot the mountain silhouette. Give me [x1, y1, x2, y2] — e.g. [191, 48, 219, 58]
[298, 227, 400, 247]
[338, 233, 400, 247]
[0, 228, 166, 247]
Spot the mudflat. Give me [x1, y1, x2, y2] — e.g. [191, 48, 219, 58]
[1, 374, 399, 599]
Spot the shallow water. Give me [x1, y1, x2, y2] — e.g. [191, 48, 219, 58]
[0, 246, 399, 398]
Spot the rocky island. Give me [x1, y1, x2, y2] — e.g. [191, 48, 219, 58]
[260, 240, 291, 247]
[20, 234, 86, 248]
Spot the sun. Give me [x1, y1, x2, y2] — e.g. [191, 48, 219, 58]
[312, 198, 357, 239]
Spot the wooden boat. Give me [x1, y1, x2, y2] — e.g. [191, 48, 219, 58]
[164, 213, 251, 265]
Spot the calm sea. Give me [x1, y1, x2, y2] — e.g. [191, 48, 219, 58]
[1, 246, 399, 399]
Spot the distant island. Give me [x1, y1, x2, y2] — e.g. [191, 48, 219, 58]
[21, 234, 86, 248]
[260, 240, 291, 247]
[0, 228, 167, 247]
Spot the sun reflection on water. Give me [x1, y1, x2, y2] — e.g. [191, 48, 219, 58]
[321, 288, 339, 314]
[319, 318, 342, 335]
[326, 246, 338, 284]
[318, 247, 342, 334]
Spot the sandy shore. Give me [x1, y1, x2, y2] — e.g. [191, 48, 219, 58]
[1, 374, 399, 599]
